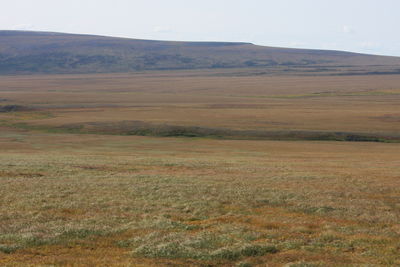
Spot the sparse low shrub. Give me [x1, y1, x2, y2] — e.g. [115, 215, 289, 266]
[21, 236, 51, 247]
[60, 229, 105, 239]
[0, 105, 28, 113]
[240, 244, 278, 257]
[116, 239, 133, 248]
[131, 230, 278, 261]
[0, 245, 19, 254]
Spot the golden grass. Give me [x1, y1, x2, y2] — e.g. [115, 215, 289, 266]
[1, 70, 399, 266]
[0, 129, 399, 266]
[0, 72, 400, 134]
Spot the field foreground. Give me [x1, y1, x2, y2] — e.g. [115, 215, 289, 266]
[0, 128, 399, 266]
[1, 71, 400, 266]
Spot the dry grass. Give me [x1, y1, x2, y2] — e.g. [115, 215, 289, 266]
[1, 72, 400, 135]
[0, 70, 399, 266]
[0, 129, 399, 266]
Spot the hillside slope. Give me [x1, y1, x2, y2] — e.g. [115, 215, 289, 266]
[1, 30, 400, 74]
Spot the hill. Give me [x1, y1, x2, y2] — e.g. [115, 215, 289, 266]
[1, 30, 400, 74]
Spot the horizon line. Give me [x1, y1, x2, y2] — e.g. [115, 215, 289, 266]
[1, 29, 398, 58]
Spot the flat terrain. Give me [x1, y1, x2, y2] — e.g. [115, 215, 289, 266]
[1, 71, 400, 138]
[0, 70, 400, 266]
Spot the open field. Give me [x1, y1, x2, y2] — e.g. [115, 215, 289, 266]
[1, 71, 400, 139]
[1, 129, 400, 266]
[1, 70, 400, 266]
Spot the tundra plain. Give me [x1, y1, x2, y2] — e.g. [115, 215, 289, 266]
[0, 70, 400, 266]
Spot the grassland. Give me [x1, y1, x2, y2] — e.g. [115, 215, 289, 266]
[1, 70, 400, 266]
[1, 71, 400, 139]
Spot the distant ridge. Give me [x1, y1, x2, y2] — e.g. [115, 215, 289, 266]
[0, 30, 400, 74]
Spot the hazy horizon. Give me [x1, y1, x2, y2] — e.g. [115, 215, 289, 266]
[1, 0, 400, 56]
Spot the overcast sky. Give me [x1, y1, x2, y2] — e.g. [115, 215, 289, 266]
[1, 0, 400, 56]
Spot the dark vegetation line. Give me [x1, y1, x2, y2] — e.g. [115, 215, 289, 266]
[0, 105, 31, 112]
[7, 120, 400, 143]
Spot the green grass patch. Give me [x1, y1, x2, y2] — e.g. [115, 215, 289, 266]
[130, 231, 278, 261]
[6, 120, 399, 143]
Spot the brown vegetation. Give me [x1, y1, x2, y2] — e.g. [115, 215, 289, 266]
[0, 70, 399, 266]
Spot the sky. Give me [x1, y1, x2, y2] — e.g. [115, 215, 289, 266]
[1, 0, 400, 56]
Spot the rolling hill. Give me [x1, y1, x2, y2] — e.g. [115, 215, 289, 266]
[1, 30, 400, 74]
